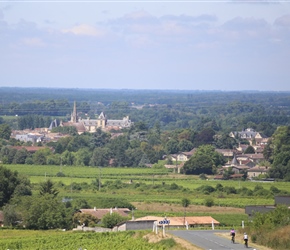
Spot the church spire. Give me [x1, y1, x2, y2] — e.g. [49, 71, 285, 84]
[71, 101, 77, 123]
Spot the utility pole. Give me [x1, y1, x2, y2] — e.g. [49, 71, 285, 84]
[99, 166, 101, 191]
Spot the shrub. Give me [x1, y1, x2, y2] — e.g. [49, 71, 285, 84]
[199, 173, 207, 180]
[56, 172, 65, 177]
[169, 183, 179, 190]
[204, 197, 214, 207]
[196, 185, 215, 194]
[223, 186, 237, 194]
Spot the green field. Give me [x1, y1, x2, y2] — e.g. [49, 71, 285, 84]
[3, 164, 289, 227]
[3, 163, 289, 249]
[4, 164, 288, 208]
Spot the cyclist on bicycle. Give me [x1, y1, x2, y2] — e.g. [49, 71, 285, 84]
[230, 228, 235, 243]
[244, 232, 248, 247]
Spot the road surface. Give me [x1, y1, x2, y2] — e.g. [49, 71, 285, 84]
[170, 230, 256, 250]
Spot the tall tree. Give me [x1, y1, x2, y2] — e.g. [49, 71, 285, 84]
[90, 147, 111, 167]
[39, 179, 59, 197]
[0, 166, 30, 206]
[20, 194, 71, 230]
[0, 124, 11, 140]
[183, 145, 225, 175]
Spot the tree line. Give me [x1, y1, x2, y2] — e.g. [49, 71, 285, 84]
[1, 120, 290, 180]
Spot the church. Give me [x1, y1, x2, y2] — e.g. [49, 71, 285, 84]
[60, 102, 133, 134]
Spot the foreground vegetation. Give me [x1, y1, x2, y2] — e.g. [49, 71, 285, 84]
[0, 230, 188, 250]
[245, 205, 290, 250]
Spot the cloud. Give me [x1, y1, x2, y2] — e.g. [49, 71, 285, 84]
[274, 14, 290, 28]
[62, 24, 105, 37]
[223, 16, 268, 30]
[161, 14, 218, 23]
[123, 10, 153, 20]
[21, 37, 45, 47]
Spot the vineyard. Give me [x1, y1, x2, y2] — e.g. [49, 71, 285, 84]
[3, 164, 290, 228]
[4, 164, 290, 210]
[0, 230, 182, 250]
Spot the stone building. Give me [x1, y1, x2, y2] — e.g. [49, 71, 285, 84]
[60, 101, 133, 134]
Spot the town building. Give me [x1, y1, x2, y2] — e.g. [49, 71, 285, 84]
[60, 101, 133, 134]
[229, 128, 269, 146]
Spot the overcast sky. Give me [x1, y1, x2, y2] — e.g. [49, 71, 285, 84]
[0, 0, 290, 91]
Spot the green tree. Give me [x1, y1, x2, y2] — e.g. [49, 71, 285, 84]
[67, 134, 90, 152]
[267, 126, 290, 179]
[3, 204, 21, 227]
[125, 148, 144, 167]
[101, 212, 127, 229]
[0, 124, 12, 140]
[12, 148, 28, 164]
[108, 135, 130, 167]
[214, 133, 237, 149]
[61, 150, 74, 166]
[89, 128, 111, 149]
[21, 195, 71, 230]
[194, 128, 215, 147]
[39, 179, 59, 197]
[183, 145, 225, 175]
[0, 146, 17, 164]
[165, 139, 179, 154]
[73, 213, 100, 227]
[90, 147, 111, 167]
[178, 139, 193, 152]
[32, 148, 52, 165]
[74, 148, 92, 166]
[0, 166, 27, 206]
[244, 145, 255, 154]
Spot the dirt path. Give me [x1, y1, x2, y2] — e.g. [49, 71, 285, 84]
[144, 231, 203, 250]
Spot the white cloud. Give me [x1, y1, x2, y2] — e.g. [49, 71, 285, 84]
[62, 24, 104, 37]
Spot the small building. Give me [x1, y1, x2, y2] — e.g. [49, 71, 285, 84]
[247, 166, 269, 179]
[15, 133, 44, 143]
[132, 216, 219, 229]
[113, 220, 156, 232]
[170, 148, 196, 162]
[245, 196, 290, 218]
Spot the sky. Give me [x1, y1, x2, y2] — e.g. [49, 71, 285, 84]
[0, 0, 290, 91]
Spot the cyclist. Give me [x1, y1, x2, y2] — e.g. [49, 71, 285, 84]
[230, 228, 235, 243]
[243, 232, 248, 248]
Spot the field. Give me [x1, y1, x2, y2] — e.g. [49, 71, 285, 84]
[4, 164, 290, 227]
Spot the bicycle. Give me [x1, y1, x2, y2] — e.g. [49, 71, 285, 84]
[231, 235, 235, 244]
[244, 239, 248, 248]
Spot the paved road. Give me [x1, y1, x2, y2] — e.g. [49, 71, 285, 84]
[170, 230, 256, 250]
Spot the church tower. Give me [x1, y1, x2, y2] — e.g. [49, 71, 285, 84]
[71, 101, 77, 123]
